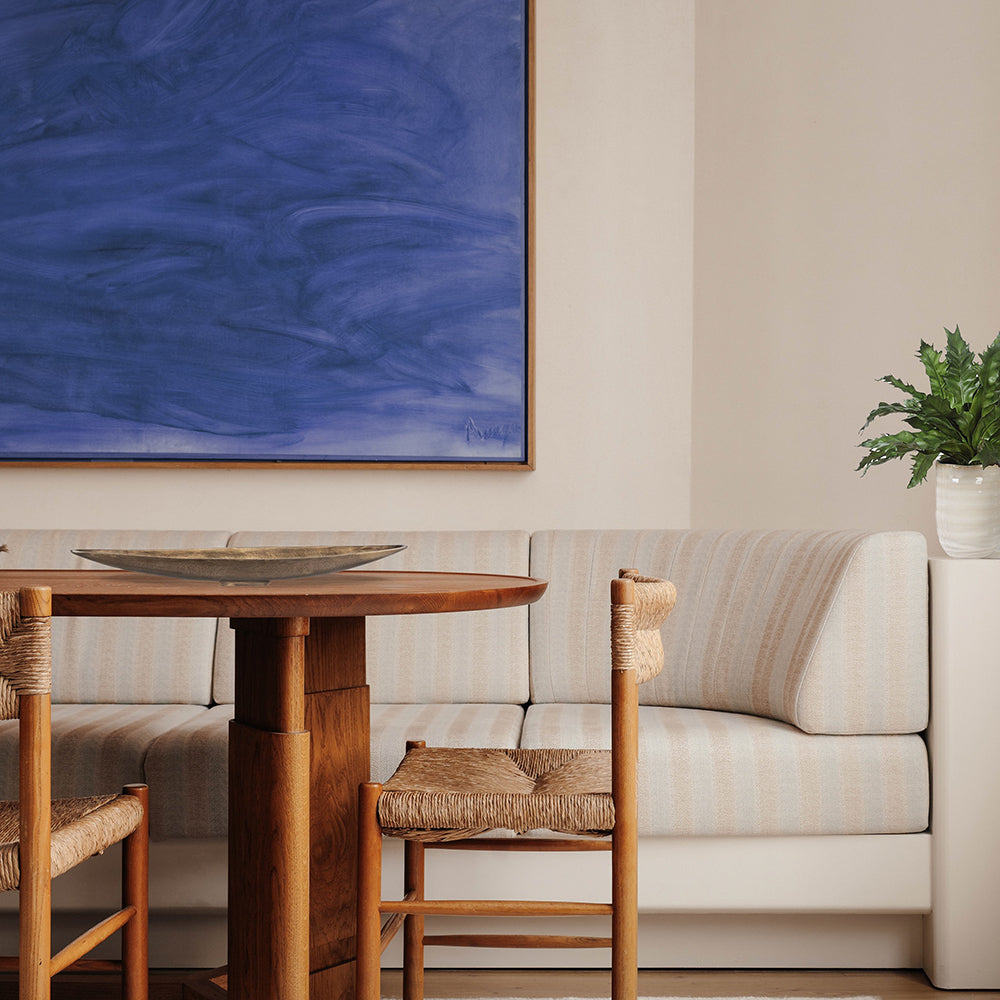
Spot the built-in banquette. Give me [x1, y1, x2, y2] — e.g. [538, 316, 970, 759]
[0, 527, 991, 988]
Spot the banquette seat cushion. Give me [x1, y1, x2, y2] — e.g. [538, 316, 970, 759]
[0, 526, 929, 841]
[526, 528, 929, 836]
[0, 530, 228, 839]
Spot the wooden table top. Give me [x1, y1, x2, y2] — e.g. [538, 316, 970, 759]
[0, 569, 548, 619]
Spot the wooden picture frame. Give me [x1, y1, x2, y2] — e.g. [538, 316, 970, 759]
[0, 0, 533, 469]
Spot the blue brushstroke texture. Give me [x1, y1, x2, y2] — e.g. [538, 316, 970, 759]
[0, 0, 526, 460]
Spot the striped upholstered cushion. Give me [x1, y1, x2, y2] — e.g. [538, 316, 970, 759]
[529, 529, 928, 735]
[521, 703, 929, 836]
[0, 703, 206, 840]
[140, 702, 526, 839]
[792, 532, 928, 733]
[0, 529, 231, 704]
[144, 705, 233, 840]
[370, 702, 526, 783]
[213, 530, 530, 705]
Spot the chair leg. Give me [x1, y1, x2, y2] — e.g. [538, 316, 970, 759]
[357, 783, 384, 1000]
[611, 822, 638, 1000]
[20, 692, 51, 1000]
[402, 838, 424, 1000]
[121, 784, 149, 1000]
[19, 896, 50, 1000]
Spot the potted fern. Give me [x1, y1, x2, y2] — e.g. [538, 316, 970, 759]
[857, 325, 1000, 557]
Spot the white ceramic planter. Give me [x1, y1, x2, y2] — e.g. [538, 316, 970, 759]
[935, 462, 1000, 558]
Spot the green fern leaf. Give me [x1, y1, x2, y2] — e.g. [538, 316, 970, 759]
[944, 325, 977, 405]
[879, 373, 924, 399]
[909, 452, 938, 487]
[917, 340, 948, 400]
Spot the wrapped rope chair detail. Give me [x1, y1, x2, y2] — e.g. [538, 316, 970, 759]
[357, 570, 677, 1000]
[0, 587, 148, 1000]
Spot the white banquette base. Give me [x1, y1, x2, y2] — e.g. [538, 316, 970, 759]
[924, 557, 1000, 988]
[0, 833, 930, 971]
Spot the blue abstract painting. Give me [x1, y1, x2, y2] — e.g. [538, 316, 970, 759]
[0, 0, 528, 463]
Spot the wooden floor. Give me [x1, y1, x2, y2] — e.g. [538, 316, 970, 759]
[380, 969, 996, 999]
[0, 968, 995, 1000]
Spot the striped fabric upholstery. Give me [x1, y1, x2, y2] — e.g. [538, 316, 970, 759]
[529, 529, 928, 735]
[370, 702, 525, 783]
[521, 703, 929, 836]
[0, 526, 929, 840]
[792, 532, 928, 733]
[144, 705, 233, 840]
[213, 530, 531, 705]
[0, 703, 205, 840]
[140, 703, 526, 839]
[0, 529, 230, 704]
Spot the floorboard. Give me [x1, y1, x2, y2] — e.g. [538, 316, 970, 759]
[0, 968, 992, 1000]
[383, 969, 995, 999]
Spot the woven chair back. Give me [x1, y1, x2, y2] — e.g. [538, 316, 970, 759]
[613, 570, 677, 685]
[0, 589, 52, 721]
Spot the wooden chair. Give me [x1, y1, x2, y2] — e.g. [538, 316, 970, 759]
[357, 569, 677, 1000]
[0, 587, 149, 1000]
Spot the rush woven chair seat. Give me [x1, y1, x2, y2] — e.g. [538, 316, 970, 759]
[0, 794, 144, 891]
[376, 747, 615, 839]
[357, 570, 677, 1000]
[0, 587, 148, 1000]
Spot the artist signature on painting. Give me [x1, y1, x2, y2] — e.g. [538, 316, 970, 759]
[465, 417, 520, 446]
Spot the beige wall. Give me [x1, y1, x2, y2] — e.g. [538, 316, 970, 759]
[693, 0, 1000, 553]
[0, 1, 694, 533]
[6, 2, 997, 544]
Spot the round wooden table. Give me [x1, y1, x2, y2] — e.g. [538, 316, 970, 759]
[0, 569, 548, 1000]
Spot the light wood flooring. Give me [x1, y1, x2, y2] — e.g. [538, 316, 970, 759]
[0, 968, 996, 1000]
[380, 969, 997, 999]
